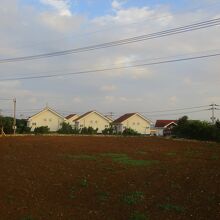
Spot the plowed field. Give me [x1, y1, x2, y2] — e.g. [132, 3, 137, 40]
[0, 136, 220, 220]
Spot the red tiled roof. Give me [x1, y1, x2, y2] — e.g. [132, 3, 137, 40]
[155, 120, 177, 128]
[65, 114, 77, 119]
[113, 113, 136, 123]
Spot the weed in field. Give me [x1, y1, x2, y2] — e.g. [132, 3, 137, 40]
[97, 191, 109, 202]
[122, 191, 145, 205]
[69, 186, 76, 199]
[211, 154, 219, 160]
[21, 216, 35, 220]
[129, 211, 149, 220]
[159, 203, 184, 213]
[63, 154, 97, 161]
[100, 153, 159, 167]
[113, 157, 158, 166]
[79, 177, 88, 187]
[166, 152, 177, 157]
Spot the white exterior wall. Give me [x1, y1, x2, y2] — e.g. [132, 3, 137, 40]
[156, 128, 164, 136]
[116, 114, 151, 135]
[76, 112, 111, 133]
[28, 110, 65, 132]
[66, 115, 79, 127]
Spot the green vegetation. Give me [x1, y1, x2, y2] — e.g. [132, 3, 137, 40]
[166, 152, 177, 156]
[159, 203, 184, 213]
[79, 177, 88, 187]
[97, 191, 109, 202]
[34, 126, 50, 134]
[0, 116, 31, 134]
[122, 128, 141, 136]
[173, 116, 220, 142]
[21, 216, 35, 220]
[100, 153, 159, 167]
[63, 154, 97, 161]
[129, 211, 149, 220]
[122, 191, 145, 205]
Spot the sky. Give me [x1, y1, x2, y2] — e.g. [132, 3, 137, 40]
[0, 0, 220, 121]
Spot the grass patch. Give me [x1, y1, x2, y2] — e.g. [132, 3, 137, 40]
[166, 152, 177, 157]
[69, 186, 76, 199]
[159, 203, 184, 213]
[100, 153, 159, 167]
[211, 154, 219, 160]
[63, 154, 97, 161]
[21, 217, 35, 220]
[129, 211, 149, 220]
[97, 191, 109, 202]
[122, 191, 145, 205]
[79, 177, 88, 187]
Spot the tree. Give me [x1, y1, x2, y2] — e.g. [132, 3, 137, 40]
[58, 122, 73, 134]
[34, 126, 50, 134]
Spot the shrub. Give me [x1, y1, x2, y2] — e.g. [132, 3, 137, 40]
[80, 126, 98, 135]
[173, 116, 220, 142]
[58, 122, 73, 134]
[34, 126, 50, 134]
[122, 128, 140, 136]
[102, 126, 116, 135]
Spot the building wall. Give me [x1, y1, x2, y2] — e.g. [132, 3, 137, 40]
[115, 114, 151, 135]
[28, 110, 65, 132]
[156, 128, 164, 136]
[66, 115, 79, 127]
[75, 112, 111, 133]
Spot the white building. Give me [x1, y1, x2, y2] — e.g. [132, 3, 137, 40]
[74, 110, 113, 133]
[155, 120, 177, 136]
[27, 107, 66, 132]
[113, 113, 152, 135]
[65, 114, 79, 128]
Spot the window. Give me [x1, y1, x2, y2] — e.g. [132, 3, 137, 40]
[44, 118, 47, 122]
[80, 125, 83, 128]
[32, 122, 36, 126]
[133, 122, 135, 125]
[105, 125, 109, 128]
[95, 121, 98, 124]
[49, 119, 52, 122]
[90, 120, 93, 123]
[137, 122, 140, 125]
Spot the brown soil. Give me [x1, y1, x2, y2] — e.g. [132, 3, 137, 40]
[0, 136, 220, 220]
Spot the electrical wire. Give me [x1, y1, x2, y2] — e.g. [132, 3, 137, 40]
[0, 17, 220, 64]
[0, 51, 219, 81]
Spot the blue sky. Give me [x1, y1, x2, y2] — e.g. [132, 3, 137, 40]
[20, 0, 204, 18]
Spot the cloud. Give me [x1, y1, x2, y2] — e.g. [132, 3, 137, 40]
[0, 0, 220, 121]
[100, 85, 117, 92]
[111, 0, 126, 10]
[40, 0, 72, 16]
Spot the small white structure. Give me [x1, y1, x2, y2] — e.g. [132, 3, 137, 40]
[27, 107, 66, 132]
[113, 113, 152, 135]
[155, 120, 177, 136]
[74, 110, 113, 133]
[65, 114, 79, 128]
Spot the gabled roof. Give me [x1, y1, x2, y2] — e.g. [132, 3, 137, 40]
[113, 113, 136, 123]
[74, 110, 113, 122]
[155, 120, 177, 128]
[113, 113, 152, 124]
[66, 114, 78, 120]
[28, 107, 65, 120]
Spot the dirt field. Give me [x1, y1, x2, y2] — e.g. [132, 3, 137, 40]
[0, 136, 220, 220]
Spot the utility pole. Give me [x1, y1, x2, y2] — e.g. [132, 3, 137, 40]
[209, 103, 219, 124]
[13, 98, 16, 135]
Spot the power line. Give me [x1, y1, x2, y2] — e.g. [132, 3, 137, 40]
[1, 17, 220, 64]
[0, 51, 219, 81]
[9, 0, 220, 50]
[144, 109, 209, 117]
